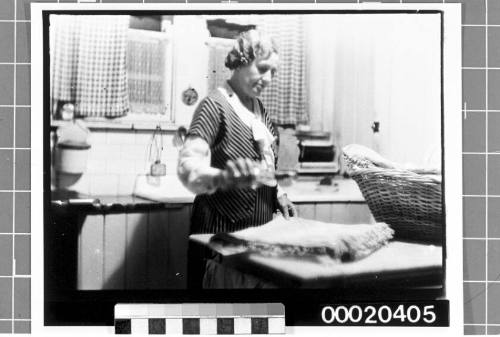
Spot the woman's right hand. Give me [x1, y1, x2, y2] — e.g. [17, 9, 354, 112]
[225, 158, 261, 189]
[216, 158, 267, 190]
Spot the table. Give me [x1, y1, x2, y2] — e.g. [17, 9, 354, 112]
[190, 234, 443, 289]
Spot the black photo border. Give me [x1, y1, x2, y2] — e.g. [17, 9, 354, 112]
[42, 8, 447, 327]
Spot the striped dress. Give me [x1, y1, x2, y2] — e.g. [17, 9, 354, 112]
[187, 89, 278, 235]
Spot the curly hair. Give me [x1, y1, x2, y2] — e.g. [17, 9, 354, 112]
[224, 29, 278, 70]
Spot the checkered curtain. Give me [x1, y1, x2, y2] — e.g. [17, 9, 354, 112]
[259, 16, 308, 126]
[50, 15, 130, 117]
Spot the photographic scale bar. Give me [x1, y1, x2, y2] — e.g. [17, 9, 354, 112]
[114, 303, 285, 335]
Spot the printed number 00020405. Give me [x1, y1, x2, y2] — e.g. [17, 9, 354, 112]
[321, 304, 437, 325]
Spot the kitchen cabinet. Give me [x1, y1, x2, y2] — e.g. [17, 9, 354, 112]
[48, 195, 192, 293]
[76, 209, 187, 290]
[75, 206, 192, 290]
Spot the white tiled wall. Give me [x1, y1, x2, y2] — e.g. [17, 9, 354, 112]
[54, 129, 180, 196]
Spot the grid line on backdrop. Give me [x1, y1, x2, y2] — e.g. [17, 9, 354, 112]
[0, 0, 496, 335]
[484, 0, 489, 332]
[12, 0, 17, 334]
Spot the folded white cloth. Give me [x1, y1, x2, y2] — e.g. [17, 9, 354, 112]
[211, 216, 394, 262]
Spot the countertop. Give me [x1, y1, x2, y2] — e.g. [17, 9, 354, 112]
[51, 176, 366, 213]
[133, 174, 365, 204]
[282, 178, 365, 203]
[50, 190, 177, 214]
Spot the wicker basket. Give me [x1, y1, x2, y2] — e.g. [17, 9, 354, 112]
[343, 146, 443, 244]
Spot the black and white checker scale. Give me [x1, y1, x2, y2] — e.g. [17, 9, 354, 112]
[114, 303, 286, 335]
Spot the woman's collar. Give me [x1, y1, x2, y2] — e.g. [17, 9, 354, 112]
[218, 83, 275, 147]
[224, 80, 255, 108]
[220, 82, 259, 119]
[219, 86, 255, 126]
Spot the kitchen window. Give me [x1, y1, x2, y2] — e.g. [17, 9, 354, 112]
[50, 15, 175, 130]
[125, 28, 173, 122]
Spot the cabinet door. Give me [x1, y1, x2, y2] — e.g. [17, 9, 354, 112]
[125, 213, 149, 289]
[331, 203, 374, 224]
[78, 215, 105, 290]
[77, 205, 192, 290]
[166, 205, 191, 288]
[296, 204, 315, 220]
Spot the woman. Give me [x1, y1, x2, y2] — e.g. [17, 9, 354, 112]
[177, 29, 296, 288]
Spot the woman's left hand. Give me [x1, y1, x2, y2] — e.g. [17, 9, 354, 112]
[277, 194, 297, 220]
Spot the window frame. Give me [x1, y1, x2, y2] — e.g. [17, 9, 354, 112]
[50, 25, 177, 131]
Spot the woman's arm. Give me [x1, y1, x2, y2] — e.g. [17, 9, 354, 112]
[178, 136, 266, 194]
[177, 136, 222, 195]
[178, 96, 224, 194]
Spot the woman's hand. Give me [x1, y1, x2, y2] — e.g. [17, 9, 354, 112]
[277, 194, 297, 220]
[222, 158, 261, 189]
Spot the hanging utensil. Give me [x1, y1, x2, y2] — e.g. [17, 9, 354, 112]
[147, 125, 166, 176]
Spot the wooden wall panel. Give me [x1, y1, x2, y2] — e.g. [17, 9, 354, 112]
[330, 203, 373, 224]
[147, 211, 170, 289]
[103, 214, 127, 289]
[330, 204, 350, 223]
[346, 204, 375, 224]
[125, 213, 149, 289]
[296, 204, 315, 220]
[166, 206, 190, 288]
[78, 215, 104, 290]
[315, 204, 331, 222]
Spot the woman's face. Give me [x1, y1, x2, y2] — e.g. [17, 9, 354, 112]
[235, 52, 279, 98]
